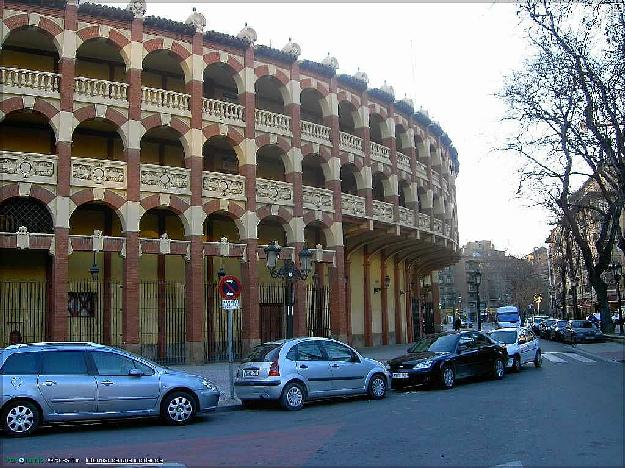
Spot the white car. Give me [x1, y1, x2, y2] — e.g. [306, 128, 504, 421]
[488, 327, 542, 372]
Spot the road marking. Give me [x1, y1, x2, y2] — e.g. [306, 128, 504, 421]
[542, 352, 566, 363]
[496, 461, 523, 467]
[561, 352, 595, 363]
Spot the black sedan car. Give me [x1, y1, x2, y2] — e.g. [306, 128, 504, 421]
[563, 320, 604, 343]
[387, 331, 508, 390]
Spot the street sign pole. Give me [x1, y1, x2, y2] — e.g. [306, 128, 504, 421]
[227, 307, 234, 399]
[217, 275, 242, 400]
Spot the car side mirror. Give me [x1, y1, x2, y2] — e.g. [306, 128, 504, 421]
[128, 368, 143, 377]
[351, 354, 360, 363]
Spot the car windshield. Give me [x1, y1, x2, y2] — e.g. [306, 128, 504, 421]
[489, 330, 517, 344]
[557, 321, 568, 326]
[408, 335, 458, 353]
[572, 320, 593, 328]
[243, 343, 282, 362]
[497, 313, 518, 322]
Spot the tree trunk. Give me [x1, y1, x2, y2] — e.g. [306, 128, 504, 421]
[590, 275, 614, 333]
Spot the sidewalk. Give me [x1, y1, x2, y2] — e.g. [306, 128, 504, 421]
[565, 340, 625, 363]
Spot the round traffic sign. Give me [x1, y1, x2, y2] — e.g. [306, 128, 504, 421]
[218, 275, 241, 300]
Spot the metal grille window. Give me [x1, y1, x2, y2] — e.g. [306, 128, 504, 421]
[0, 198, 53, 233]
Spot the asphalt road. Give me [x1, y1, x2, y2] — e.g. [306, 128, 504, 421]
[2, 340, 624, 467]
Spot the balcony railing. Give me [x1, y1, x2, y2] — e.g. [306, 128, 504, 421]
[140, 164, 191, 195]
[398, 206, 414, 227]
[340, 193, 366, 218]
[0, 67, 60, 94]
[397, 151, 412, 173]
[142, 87, 190, 111]
[433, 218, 443, 234]
[431, 170, 441, 188]
[301, 121, 331, 144]
[256, 178, 293, 206]
[369, 142, 391, 164]
[0, 151, 56, 185]
[74, 77, 128, 101]
[372, 200, 394, 223]
[254, 109, 291, 135]
[202, 171, 246, 200]
[415, 161, 428, 180]
[418, 213, 431, 230]
[339, 132, 363, 154]
[444, 223, 451, 237]
[71, 157, 126, 190]
[202, 98, 245, 125]
[302, 186, 334, 212]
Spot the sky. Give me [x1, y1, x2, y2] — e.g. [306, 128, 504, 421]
[98, 1, 553, 257]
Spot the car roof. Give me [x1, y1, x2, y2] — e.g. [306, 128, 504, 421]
[490, 327, 519, 332]
[3, 342, 111, 353]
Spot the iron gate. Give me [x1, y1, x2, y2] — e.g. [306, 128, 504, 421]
[139, 281, 186, 365]
[68, 280, 123, 346]
[204, 282, 242, 362]
[0, 281, 47, 346]
[259, 283, 284, 342]
[306, 282, 331, 337]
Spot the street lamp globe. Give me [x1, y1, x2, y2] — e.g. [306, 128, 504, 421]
[264, 240, 281, 270]
[299, 246, 313, 278]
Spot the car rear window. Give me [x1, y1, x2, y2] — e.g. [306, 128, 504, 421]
[0, 352, 40, 375]
[243, 343, 282, 362]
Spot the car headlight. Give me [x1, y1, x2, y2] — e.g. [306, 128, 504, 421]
[413, 360, 434, 369]
[202, 379, 219, 392]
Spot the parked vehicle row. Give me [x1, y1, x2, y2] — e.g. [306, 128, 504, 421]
[532, 317, 604, 343]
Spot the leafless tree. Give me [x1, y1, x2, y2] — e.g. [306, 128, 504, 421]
[500, 0, 625, 331]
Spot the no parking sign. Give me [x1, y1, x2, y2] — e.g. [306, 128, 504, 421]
[218, 275, 241, 309]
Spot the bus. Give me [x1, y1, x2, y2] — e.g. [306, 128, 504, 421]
[496, 306, 520, 328]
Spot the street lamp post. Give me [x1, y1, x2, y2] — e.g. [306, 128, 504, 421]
[264, 241, 313, 338]
[570, 276, 579, 319]
[608, 261, 624, 336]
[475, 270, 482, 331]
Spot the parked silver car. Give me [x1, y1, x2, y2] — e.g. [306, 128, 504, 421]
[0, 342, 220, 437]
[234, 337, 390, 410]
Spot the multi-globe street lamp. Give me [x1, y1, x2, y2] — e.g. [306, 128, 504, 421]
[608, 261, 624, 336]
[264, 241, 314, 338]
[475, 270, 482, 331]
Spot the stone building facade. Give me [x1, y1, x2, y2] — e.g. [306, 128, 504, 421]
[0, 0, 460, 362]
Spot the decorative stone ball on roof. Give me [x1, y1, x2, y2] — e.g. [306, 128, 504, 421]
[281, 38, 301, 58]
[321, 53, 339, 70]
[126, 0, 146, 17]
[185, 7, 206, 32]
[381, 80, 395, 98]
[400, 95, 414, 108]
[237, 23, 257, 44]
[354, 69, 369, 83]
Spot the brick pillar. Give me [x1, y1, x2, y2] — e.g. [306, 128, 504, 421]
[384, 104, 399, 222]
[345, 258, 352, 344]
[394, 259, 402, 343]
[359, 96, 372, 218]
[405, 264, 413, 342]
[363, 245, 372, 346]
[431, 271, 442, 332]
[380, 250, 388, 345]
[51, 227, 69, 341]
[240, 46, 259, 352]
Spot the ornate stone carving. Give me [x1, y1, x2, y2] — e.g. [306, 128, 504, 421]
[202, 172, 245, 200]
[127, 0, 146, 17]
[282, 38, 301, 58]
[341, 194, 366, 218]
[159, 233, 171, 255]
[418, 213, 431, 230]
[399, 207, 414, 227]
[372, 200, 394, 223]
[256, 179, 293, 206]
[237, 23, 257, 44]
[71, 158, 126, 190]
[303, 186, 334, 212]
[0, 152, 56, 184]
[140, 165, 190, 195]
[321, 53, 339, 70]
[92, 230, 104, 252]
[185, 7, 206, 32]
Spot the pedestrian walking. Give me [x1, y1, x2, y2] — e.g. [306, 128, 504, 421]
[454, 317, 461, 331]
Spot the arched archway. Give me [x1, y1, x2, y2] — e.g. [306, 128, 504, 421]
[372, 172, 387, 202]
[340, 163, 359, 195]
[399, 180, 411, 208]
[255, 75, 286, 113]
[0, 197, 53, 234]
[396, 124, 410, 153]
[302, 153, 326, 188]
[369, 113, 384, 144]
[76, 38, 127, 83]
[140, 126, 185, 167]
[0, 110, 56, 154]
[142, 50, 186, 93]
[300, 88, 326, 125]
[0, 26, 59, 73]
[72, 118, 125, 161]
[203, 62, 240, 102]
[257, 216, 287, 246]
[203, 136, 239, 174]
[256, 145, 286, 181]
[338, 101, 357, 134]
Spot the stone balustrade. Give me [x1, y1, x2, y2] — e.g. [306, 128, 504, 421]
[0, 151, 57, 185]
[142, 86, 190, 111]
[433, 218, 443, 234]
[444, 223, 451, 237]
[302, 186, 334, 212]
[74, 77, 128, 101]
[418, 213, 431, 230]
[255, 109, 291, 135]
[431, 170, 441, 188]
[256, 178, 294, 206]
[340, 193, 366, 218]
[370, 141, 391, 165]
[397, 151, 412, 173]
[202, 171, 246, 200]
[71, 157, 126, 190]
[372, 200, 394, 223]
[140, 164, 191, 195]
[442, 178, 449, 194]
[202, 98, 245, 125]
[398, 206, 415, 227]
[301, 121, 331, 145]
[339, 132, 363, 154]
[0, 66, 60, 94]
[415, 160, 428, 180]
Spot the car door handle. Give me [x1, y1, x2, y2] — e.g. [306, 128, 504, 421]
[42, 380, 57, 386]
[100, 380, 114, 386]
[298, 364, 308, 369]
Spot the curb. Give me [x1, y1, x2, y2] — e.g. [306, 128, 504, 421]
[562, 343, 624, 363]
[216, 403, 243, 412]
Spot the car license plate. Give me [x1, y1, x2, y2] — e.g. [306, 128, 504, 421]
[243, 369, 259, 377]
[392, 372, 409, 379]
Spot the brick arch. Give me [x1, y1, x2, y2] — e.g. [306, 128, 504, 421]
[73, 105, 129, 148]
[0, 187, 57, 227]
[337, 91, 361, 109]
[300, 78, 329, 98]
[256, 206, 293, 224]
[301, 144, 332, 163]
[140, 195, 191, 237]
[202, 124, 244, 146]
[1, 15, 63, 56]
[202, 202, 246, 240]
[397, 171, 412, 184]
[338, 153, 363, 171]
[303, 216, 335, 248]
[141, 114, 191, 159]
[76, 25, 131, 68]
[254, 64, 290, 86]
[255, 135, 291, 154]
[1, 97, 61, 142]
[203, 52, 244, 94]
[143, 38, 192, 83]
[368, 103, 388, 121]
[69, 191, 128, 232]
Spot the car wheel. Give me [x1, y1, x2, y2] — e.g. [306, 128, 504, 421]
[534, 350, 542, 368]
[440, 365, 455, 389]
[161, 391, 196, 425]
[492, 359, 505, 380]
[512, 355, 522, 373]
[2, 400, 40, 437]
[280, 382, 305, 411]
[367, 374, 387, 400]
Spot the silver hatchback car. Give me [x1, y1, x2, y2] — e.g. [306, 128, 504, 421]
[234, 337, 390, 410]
[0, 342, 220, 437]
